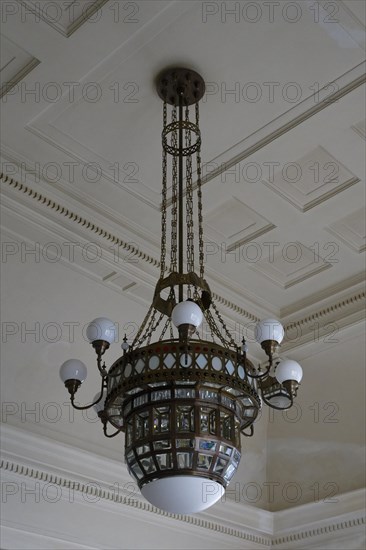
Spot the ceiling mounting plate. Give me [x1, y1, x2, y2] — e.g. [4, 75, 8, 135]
[156, 67, 205, 106]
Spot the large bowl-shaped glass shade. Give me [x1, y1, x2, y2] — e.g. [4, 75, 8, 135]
[254, 319, 284, 344]
[60, 359, 87, 383]
[141, 476, 224, 514]
[172, 301, 203, 328]
[86, 317, 116, 344]
[276, 359, 303, 383]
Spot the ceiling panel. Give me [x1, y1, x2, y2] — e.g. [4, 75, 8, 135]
[18, 0, 110, 37]
[0, 34, 40, 98]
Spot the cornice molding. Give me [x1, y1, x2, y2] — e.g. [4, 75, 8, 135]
[0, 171, 160, 269]
[1, 171, 364, 342]
[271, 516, 366, 547]
[0, 424, 271, 546]
[0, 171, 259, 323]
[1, 425, 365, 548]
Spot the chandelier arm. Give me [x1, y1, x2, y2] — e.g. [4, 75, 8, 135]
[103, 423, 123, 438]
[260, 388, 294, 411]
[96, 353, 108, 378]
[241, 425, 254, 437]
[70, 377, 107, 411]
[242, 357, 272, 380]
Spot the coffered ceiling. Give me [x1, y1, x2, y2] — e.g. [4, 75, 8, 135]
[1, 0, 365, 525]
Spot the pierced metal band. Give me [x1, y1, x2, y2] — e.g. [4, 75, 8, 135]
[162, 120, 201, 156]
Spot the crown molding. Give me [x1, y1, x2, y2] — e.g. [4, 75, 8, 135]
[0, 424, 272, 547]
[1, 424, 365, 549]
[1, 171, 364, 347]
[0, 171, 261, 322]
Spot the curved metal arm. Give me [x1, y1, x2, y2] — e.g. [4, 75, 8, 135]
[102, 422, 123, 438]
[70, 377, 107, 411]
[241, 425, 254, 437]
[240, 352, 272, 380]
[260, 388, 294, 411]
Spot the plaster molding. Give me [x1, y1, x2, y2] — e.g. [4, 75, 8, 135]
[0, 57, 40, 99]
[171, 62, 366, 199]
[16, 0, 110, 38]
[0, 172, 259, 323]
[1, 425, 365, 548]
[0, 425, 271, 546]
[1, 172, 364, 341]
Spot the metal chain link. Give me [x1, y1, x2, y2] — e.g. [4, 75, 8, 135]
[131, 303, 154, 348]
[195, 102, 205, 279]
[147, 310, 164, 345]
[185, 105, 194, 281]
[143, 308, 157, 346]
[160, 102, 168, 277]
[130, 98, 244, 352]
[170, 106, 178, 272]
[210, 300, 239, 349]
[193, 286, 227, 347]
[159, 315, 171, 341]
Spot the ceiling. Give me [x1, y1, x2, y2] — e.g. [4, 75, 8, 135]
[1, 0, 365, 517]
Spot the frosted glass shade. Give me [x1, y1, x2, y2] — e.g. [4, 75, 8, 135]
[141, 476, 224, 514]
[86, 317, 116, 344]
[255, 319, 284, 344]
[172, 301, 203, 328]
[276, 359, 303, 383]
[60, 359, 87, 383]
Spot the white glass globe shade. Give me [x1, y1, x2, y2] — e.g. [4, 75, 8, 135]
[171, 301, 203, 329]
[276, 359, 303, 383]
[141, 476, 224, 514]
[93, 392, 106, 414]
[60, 359, 87, 383]
[268, 394, 292, 409]
[86, 317, 116, 344]
[255, 319, 284, 344]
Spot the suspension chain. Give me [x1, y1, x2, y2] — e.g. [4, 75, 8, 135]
[195, 102, 205, 279]
[210, 300, 239, 349]
[170, 106, 178, 272]
[146, 310, 164, 345]
[131, 303, 154, 348]
[160, 101, 168, 277]
[185, 105, 194, 282]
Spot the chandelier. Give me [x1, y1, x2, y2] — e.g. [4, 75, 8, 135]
[60, 68, 303, 515]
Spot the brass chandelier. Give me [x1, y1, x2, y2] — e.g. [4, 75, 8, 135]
[60, 68, 303, 514]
